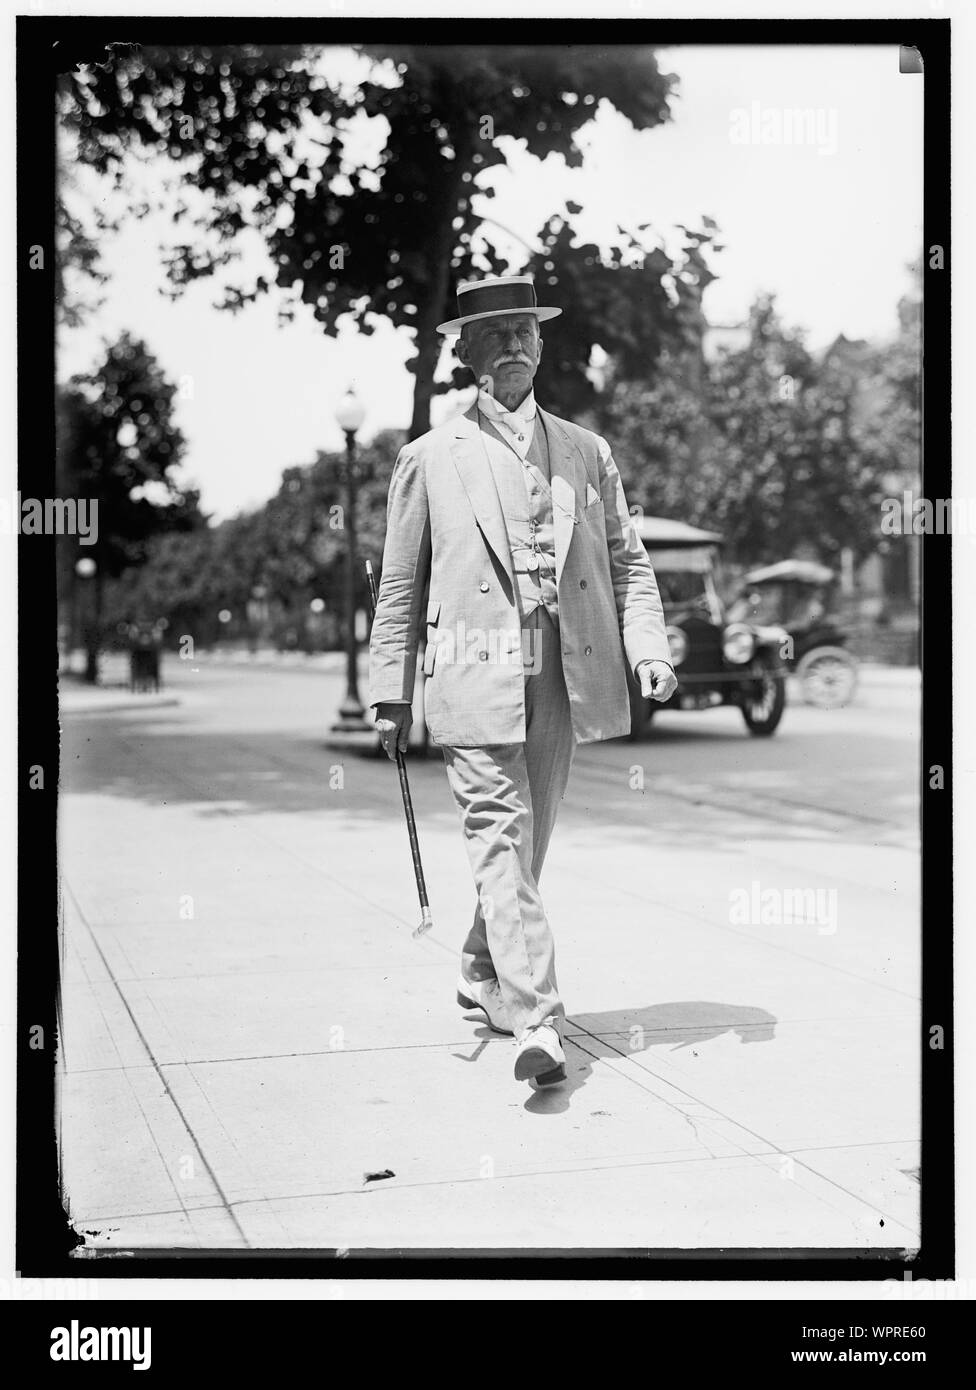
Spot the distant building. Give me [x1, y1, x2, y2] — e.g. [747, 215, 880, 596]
[821, 329, 920, 654]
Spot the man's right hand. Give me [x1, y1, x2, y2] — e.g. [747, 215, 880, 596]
[375, 703, 413, 760]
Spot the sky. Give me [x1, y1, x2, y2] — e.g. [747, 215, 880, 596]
[58, 43, 923, 522]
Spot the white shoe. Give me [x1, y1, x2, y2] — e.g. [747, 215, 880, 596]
[456, 976, 514, 1036]
[514, 1021, 566, 1085]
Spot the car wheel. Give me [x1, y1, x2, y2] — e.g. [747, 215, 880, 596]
[741, 653, 786, 736]
[796, 645, 858, 709]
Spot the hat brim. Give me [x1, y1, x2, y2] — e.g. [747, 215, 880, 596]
[436, 306, 562, 336]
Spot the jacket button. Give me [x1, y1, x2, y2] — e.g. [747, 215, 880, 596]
[584, 645, 592, 655]
[479, 581, 489, 592]
[478, 651, 488, 661]
[579, 579, 587, 589]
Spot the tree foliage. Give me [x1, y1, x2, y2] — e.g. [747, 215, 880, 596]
[59, 42, 678, 434]
[602, 293, 918, 566]
[58, 332, 202, 578]
[57, 333, 203, 678]
[509, 209, 719, 422]
[106, 430, 402, 648]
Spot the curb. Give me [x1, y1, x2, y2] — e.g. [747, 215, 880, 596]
[59, 693, 182, 716]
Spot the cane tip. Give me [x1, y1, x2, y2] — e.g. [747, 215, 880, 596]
[412, 908, 434, 938]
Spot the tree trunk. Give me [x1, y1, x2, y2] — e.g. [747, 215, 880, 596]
[408, 165, 466, 441]
[409, 324, 441, 442]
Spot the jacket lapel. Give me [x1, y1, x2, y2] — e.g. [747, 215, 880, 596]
[538, 408, 584, 584]
[450, 407, 515, 590]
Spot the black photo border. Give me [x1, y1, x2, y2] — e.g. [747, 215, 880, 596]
[15, 13, 953, 1284]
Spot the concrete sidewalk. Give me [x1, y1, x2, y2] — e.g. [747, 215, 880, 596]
[56, 667, 921, 1253]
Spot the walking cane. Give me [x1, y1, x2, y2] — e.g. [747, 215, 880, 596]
[364, 560, 434, 938]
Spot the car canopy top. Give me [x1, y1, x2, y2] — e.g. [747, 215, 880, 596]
[633, 516, 724, 547]
[741, 559, 835, 586]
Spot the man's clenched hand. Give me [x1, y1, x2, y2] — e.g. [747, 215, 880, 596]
[375, 702, 413, 759]
[638, 660, 678, 703]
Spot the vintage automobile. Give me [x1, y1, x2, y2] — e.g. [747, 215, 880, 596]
[726, 558, 859, 709]
[628, 516, 790, 738]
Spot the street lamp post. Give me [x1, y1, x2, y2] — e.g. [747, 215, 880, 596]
[331, 387, 371, 734]
[75, 555, 99, 683]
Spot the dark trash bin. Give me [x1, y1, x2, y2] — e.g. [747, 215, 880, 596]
[129, 632, 161, 693]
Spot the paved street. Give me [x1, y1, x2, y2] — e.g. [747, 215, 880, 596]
[57, 657, 921, 1252]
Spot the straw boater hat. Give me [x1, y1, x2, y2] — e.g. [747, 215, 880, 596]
[436, 274, 562, 336]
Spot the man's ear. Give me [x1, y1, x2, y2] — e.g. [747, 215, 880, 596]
[456, 333, 470, 367]
[536, 334, 543, 365]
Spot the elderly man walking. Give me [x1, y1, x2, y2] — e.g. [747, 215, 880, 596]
[369, 274, 676, 1088]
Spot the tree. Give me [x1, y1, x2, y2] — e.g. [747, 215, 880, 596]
[58, 333, 203, 680]
[55, 192, 110, 329]
[103, 428, 404, 654]
[839, 290, 921, 493]
[601, 294, 896, 567]
[703, 296, 883, 564]
[513, 209, 719, 423]
[59, 43, 678, 436]
[100, 526, 215, 645]
[597, 345, 717, 523]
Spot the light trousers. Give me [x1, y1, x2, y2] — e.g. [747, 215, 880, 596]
[441, 604, 575, 1036]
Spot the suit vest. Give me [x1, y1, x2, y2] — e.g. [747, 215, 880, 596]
[479, 412, 560, 624]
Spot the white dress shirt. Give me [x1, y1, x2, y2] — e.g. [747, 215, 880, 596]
[476, 388, 537, 462]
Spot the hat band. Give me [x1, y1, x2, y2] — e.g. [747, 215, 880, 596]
[457, 282, 537, 319]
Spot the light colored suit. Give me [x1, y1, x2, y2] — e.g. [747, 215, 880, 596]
[369, 399, 672, 1035]
[368, 403, 672, 747]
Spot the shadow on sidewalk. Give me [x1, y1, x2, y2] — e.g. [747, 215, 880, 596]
[60, 707, 455, 824]
[525, 1001, 778, 1114]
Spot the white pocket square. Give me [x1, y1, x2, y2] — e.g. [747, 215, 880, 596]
[584, 483, 601, 506]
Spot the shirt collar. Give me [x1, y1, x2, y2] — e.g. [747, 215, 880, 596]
[477, 388, 537, 426]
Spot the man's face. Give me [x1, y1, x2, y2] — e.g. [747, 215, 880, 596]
[456, 313, 542, 401]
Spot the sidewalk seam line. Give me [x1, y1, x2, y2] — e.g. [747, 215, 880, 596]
[565, 1018, 921, 1241]
[62, 878, 253, 1250]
